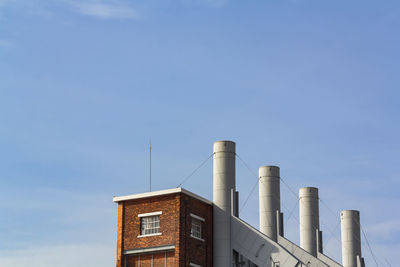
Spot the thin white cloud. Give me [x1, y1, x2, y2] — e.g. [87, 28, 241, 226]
[0, 244, 115, 267]
[181, 0, 228, 8]
[0, 39, 12, 47]
[0, 0, 15, 8]
[69, 1, 139, 19]
[365, 220, 400, 241]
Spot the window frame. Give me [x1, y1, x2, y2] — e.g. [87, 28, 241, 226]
[137, 211, 162, 238]
[190, 213, 205, 242]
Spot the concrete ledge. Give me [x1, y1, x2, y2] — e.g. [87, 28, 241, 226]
[123, 244, 175, 255]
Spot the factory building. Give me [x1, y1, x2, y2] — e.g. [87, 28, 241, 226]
[113, 141, 365, 267]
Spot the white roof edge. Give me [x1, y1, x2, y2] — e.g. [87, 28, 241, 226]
[180, 188, 213, 205]
[113, 187, 212, 205]
[113, 188, 182, 202]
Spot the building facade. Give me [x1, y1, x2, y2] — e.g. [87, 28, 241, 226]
[114, 188, 213, 267]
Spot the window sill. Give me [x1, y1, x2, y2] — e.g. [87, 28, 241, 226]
[190, 235, 204, 242]
[137, 233, 162, 238]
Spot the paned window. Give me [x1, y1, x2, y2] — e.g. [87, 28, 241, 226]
[141, 215, 160, 236]
[191, 217, 202, 239]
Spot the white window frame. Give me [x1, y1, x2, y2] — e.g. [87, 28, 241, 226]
[190, 213, 204, 241]
[190, 213, 205, 222]
[137, 211, 162, 237]
[138, 211, 162, 217]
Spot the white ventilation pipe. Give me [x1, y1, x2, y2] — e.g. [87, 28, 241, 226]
[299, 187, 320, 256]
[213, 140, 236, 267]
[259, 166, 280, 241]
[341, 210, 362, 267]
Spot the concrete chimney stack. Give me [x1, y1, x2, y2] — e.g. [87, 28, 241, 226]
[341, 210, 362, 267]
[299, 187, 320, 257]
[213, 140, 236, 267]
[259, 166, 280, 241]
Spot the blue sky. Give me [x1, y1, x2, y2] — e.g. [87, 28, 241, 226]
[0, 0, 399, 266]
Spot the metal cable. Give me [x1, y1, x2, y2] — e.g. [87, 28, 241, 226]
[360, 224, 380, 267]
[236, 154, 299, 221]
[176, 153, 213, 188]
[235, 153, 375, 264]
[233, 167, 340, 265]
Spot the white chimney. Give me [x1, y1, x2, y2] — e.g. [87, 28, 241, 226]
[259, 166, 280, 241]
[213, 140, 236, 267]
[299, 187, 320, 256]
[341, 210, 362, 267]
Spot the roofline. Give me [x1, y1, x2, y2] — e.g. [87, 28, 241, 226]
[113, 187, 212, 205]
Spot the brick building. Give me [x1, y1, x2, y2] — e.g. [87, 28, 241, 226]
[114, 188, 213, 267]
[113, 140, 365, 267]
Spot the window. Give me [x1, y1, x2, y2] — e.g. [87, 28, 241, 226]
[191, 217, 202, 239]
[190, 213, 205, 241]
[191, 217, 202, 238]
[141, 215, 160, 235]
[139, 212, 161, 236]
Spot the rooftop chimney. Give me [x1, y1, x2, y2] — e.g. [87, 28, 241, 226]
[341, 210, 362, 267]
[213, 140, 236, 267]
[299, 187, 320, 257]
[259, 166, 280, 241]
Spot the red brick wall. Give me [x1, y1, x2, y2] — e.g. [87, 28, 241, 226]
[125, 251, 176, 267]
[180, 195, 213, 267]
[116, 192, 213, 267]
[117, 194, 180, 267]
[116, 202, 124, 267]
[122, 194, 180, 250]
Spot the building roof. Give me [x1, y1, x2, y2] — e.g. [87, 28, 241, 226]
[113, 187, 213, 205]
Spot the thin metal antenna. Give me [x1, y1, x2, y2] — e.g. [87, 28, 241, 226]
[149, 140, 152, 192]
